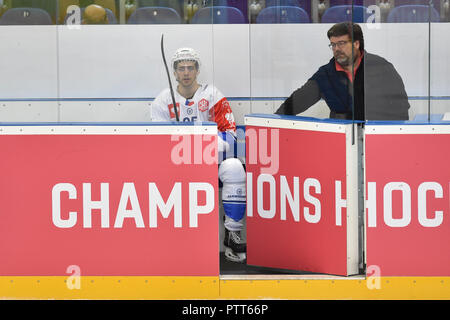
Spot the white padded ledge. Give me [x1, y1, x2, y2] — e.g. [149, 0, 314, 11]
[0, 123, 217, 135]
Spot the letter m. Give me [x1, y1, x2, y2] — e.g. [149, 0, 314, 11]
[149, 182, 182, 228]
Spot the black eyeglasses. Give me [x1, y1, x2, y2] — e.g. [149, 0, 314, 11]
[328, 40, 352, 50]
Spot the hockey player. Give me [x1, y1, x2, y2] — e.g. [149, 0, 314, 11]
[151, 47, 247, 263]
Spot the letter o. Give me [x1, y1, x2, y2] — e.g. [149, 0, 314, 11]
[383, 182, 411, 227]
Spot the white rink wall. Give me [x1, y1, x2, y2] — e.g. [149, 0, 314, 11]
[0, 23, 449, 123]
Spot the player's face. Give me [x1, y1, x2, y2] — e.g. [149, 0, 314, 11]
[330, 35, 360, 67]
[174, 61, 198, 88]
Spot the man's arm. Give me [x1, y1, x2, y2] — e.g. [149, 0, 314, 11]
[364, 56, 411, 121]
[274, 79, 322, 115]
[209, 94, 236, 153]
[151, 91, 173, 121]
[212, 97, 236, 132]
[387, 63, 410, 120]
[208, 86, 236, 132]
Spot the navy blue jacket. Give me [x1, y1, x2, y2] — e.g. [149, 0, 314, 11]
[276, 52, 410, 121]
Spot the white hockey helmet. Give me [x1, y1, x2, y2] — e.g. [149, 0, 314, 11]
[172, 47, 201, 71]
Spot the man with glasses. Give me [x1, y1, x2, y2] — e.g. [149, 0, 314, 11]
[275, 22, 410, 121]
[152, 48, 247, 263]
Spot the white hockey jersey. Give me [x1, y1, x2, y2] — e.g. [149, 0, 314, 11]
[151, 84, 236, 132]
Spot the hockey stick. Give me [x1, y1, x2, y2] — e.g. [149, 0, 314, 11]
[160, 34, 180, 122]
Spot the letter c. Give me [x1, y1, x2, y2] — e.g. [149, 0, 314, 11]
[52, 183, 77, 228]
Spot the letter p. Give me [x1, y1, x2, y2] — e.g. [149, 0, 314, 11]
[189, 183, 214, 227]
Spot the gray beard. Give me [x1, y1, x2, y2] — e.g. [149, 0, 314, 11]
[336, 54, 357, 67]
[336, 56, 351, 66]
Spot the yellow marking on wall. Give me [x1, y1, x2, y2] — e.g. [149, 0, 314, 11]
[0, 276, 219, 300]
[0, 276, 449, 300]
[219, 277, 450, 300]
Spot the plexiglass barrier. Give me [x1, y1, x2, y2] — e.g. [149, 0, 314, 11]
[363, 0, 449, 122]
[1, 1, 449, 123]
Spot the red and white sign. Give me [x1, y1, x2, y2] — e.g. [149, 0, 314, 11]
[245, 116, 359, 276]
[0, 125, 219, 276]
[365, 125, 450, 276]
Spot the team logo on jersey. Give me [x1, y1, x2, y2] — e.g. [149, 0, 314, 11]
[187, 108, 193, 115]
[198, 99, 209, 112]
